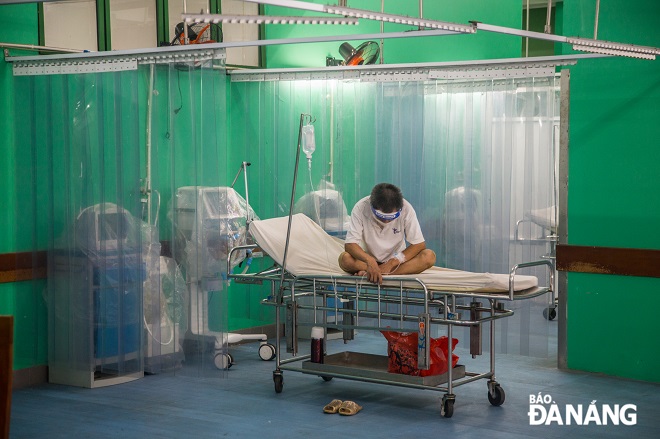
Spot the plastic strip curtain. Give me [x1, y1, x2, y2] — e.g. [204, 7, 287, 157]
[423, 77, 559, 357]
[230, 74, 558, 357]
[13, 68, 146, 387]
[156, 59, 230, 376]
[12, 56, 228, 385]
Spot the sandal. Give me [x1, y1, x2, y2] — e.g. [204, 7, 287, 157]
[338, 400, 362, 416]
[323, 399, 343, 414]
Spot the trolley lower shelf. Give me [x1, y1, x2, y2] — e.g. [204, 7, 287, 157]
[300, 351, 466, 387]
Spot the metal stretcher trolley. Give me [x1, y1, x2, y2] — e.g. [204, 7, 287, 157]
[228, 214, 553, 418]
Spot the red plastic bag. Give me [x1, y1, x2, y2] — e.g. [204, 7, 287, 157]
[381, 330, 459, 377]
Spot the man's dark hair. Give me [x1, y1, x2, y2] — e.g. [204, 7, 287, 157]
[370, 183, 404, 213]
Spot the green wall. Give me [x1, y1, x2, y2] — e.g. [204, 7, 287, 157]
[263, 0, 523, 68]
[0, 3, 49, 370]
[561, 0, 660, 382]
[0, 5, 37, 253]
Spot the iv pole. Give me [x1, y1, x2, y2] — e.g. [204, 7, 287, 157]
[231, 161, 252, 224]
[272, 113, 313, 387]
[279, 113, 313, 293]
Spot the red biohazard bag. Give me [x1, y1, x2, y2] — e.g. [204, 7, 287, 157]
[381, 330, 459, 377]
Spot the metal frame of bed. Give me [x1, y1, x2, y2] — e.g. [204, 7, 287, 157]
[514, 216, 558, 320]
[228, 244, 553, 418]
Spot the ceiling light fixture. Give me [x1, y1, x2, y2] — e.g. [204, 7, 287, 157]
[571, 44, 655, 60]
[568, 37, 658, 60]
[242, 0, 475, 34]
[323, 5, 475, 33]
[182, 13, 358, 25]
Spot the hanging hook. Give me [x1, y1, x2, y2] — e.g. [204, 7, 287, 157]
[301, 113, 315, 125]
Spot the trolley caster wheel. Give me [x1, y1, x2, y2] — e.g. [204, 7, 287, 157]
[441, 395, 455, 418]
[259, 343, 276, 361]
[543, 306, 557, 321]
[273, 372, 284, 393]
[487, 384, 506, 406]
[214, 352, 233, 370]
[321, 376, 333, 382]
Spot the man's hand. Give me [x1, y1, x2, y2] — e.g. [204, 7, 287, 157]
[365, 258, 382, 284]
[379, 259, 400, 275]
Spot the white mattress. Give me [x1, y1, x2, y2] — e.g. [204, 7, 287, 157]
[525, 205, 558, 231]
[249, 214, 538, 293]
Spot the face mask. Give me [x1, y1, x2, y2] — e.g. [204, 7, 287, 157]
[371, 206, 401, 221]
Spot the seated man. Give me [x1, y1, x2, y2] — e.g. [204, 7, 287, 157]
[339, 183, 436, 284]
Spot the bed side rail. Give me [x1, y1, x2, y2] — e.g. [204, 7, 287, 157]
[509, 259, 554, 301]
[227, 244, 285, 284]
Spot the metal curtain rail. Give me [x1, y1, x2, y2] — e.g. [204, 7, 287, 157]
[228, 54, 608, 83]
[228, 54, 603, 76]
[5, 27, 458, 64]
[9, 47, 226, 76]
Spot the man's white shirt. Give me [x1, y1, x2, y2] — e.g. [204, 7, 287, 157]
[345, 196, 425, 263]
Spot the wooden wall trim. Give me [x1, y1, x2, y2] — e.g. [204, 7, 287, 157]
[8, 244, 656, 280]
[556, 244, 660, 278]
[0, 242, 173, 284]
[0, 251, 47, 283]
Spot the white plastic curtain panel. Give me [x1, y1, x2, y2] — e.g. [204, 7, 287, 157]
[12, 52, 230, 384]
[230, 74, 559, 357]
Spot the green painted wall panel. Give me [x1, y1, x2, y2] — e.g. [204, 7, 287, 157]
[0, 3, 42, 370]
[566, 57, 660, 249]
[12, 281, 48, 370]
[0, 281, 47, 370]
[561, 0, 660, 381]
[567, 273, 659, 381]
[1, 5, 38, 254]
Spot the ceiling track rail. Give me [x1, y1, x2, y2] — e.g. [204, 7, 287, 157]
[10, 48, 226, 76]
[229, 55, 586, 83]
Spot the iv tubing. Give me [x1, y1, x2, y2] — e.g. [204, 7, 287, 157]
[308, 162, 320, 223]
[243, 162, 251, 223]
[146, 63, 154, 225]
[329, 92, 334, 183]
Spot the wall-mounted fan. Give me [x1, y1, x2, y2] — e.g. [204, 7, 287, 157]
[164, 22, 223, 46]
[326, 41, 380, 66]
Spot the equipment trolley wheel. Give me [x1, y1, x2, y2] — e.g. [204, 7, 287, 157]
[259, 343, 276, 361]
[441, 394, 455, 418]
[321, 376, 333, 382]
[487, 382, 506, 406]
[543, 306, 557, 321]
[273, 371, 284, 393]
[214, 352, 233, 370]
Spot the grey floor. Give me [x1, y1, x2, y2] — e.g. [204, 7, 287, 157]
[9, 330, 660, 439]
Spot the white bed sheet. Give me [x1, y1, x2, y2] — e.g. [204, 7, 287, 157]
[249, 214, 538, 292]
[525, 205, 557, 231]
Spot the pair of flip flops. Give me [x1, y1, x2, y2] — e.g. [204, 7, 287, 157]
[323, 399, 362, 416]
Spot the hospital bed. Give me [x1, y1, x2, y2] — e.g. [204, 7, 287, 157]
[228, 214, 553, 418]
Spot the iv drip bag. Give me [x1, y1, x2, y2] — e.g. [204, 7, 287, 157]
[302, 124, 316, 160]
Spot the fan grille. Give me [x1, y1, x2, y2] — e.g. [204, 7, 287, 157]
[170, 22, 221, 46]
[344, 41, 380, 66]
